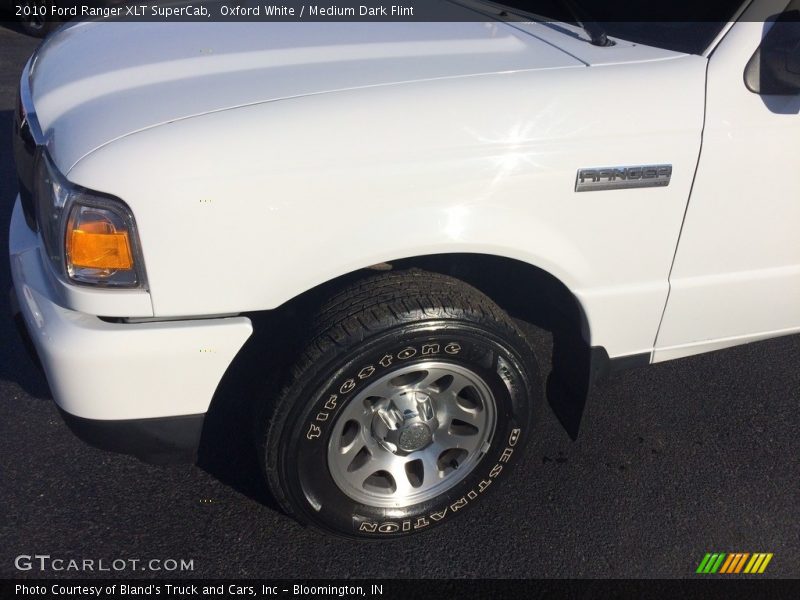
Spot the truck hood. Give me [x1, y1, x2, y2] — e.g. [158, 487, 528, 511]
[30, 10, 585, 173]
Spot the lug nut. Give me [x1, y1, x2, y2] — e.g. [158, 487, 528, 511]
[376, 405, 403, 431]
[414, 392, 435, 421]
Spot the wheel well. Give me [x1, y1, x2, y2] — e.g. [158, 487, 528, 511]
[235, 253, 592, 407]
[247, 253, 589, 362]
[385, 256, 595, 431]
[199, 254, 592, 493]
[264, 253, 592, 419]
[388, 254, 588, 343]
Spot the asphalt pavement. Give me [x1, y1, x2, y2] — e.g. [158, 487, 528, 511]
[0, 23, 798, 580]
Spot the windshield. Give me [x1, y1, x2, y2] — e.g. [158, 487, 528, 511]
[483, 1, 749, 54]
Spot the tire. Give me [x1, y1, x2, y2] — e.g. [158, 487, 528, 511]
[261, 269, 542, 538]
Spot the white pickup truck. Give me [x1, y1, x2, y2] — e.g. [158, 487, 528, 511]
[9, 0, 800, 537]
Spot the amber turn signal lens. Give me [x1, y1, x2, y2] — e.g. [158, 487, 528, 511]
[67, 208, 134, 270]
[69, 230, 133, 269]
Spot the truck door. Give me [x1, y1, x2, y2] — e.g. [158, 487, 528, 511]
[655, 0, 800, 361]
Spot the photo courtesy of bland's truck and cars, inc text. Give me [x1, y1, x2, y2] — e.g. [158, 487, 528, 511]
[0, 0, 798, 596]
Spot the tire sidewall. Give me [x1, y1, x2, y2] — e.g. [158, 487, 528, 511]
[275, 320, 538, 538]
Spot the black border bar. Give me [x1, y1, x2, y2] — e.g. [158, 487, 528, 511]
[2, 0, 797, 24]
[3, 579, 800, 600]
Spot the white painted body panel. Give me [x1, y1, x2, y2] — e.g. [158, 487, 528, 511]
[9, 197, 253, 419]
[67, 54, 706, 359]
[36, 256, 153, 318]
[654, 0, 800, 361]
[31, 17, 582, 174]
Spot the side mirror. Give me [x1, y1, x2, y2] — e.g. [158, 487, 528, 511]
[745, 10, 800, 95]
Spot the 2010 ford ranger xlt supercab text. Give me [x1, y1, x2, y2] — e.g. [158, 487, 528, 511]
[9, 0, 800, 537]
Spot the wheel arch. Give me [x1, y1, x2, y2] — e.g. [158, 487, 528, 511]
[199, 253, 595, 480]
[250, 252, 591, 361]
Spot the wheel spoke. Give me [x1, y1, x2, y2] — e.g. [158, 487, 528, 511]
[349, 451, 413, 497]
[425, 369, 472, 395]
[362, 378, 401, 401]
[346, 449, 390, 483]
[433, 427, 484, 455]
[387, 462, 417, 496]
[450, 403, 482, 424]
[339, 434, 363, 458]
[421, 454, 443, 484]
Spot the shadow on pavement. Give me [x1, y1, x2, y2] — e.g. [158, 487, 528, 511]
[197, 310, 304, 511]
[0, 107, 51, 400]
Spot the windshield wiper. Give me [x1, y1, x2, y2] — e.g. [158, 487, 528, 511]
[495, 1, 614, 47]
[558, 0, 614, 46]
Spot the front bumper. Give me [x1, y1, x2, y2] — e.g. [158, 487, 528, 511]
[9, 195, 253, 462]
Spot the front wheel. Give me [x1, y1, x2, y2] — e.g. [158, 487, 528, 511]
[261, 269, 541, 538]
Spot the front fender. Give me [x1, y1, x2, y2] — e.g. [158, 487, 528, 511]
[67, 56, 706, 358]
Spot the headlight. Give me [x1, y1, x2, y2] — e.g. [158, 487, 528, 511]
[33, 151, 146, 288]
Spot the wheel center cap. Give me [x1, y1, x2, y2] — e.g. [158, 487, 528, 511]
[397, 422, 433, 452]
[371, 391, 438, 455]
